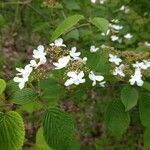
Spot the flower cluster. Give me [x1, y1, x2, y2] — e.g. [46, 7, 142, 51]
[109, 54, 150, 86]
[14, 38, 149, 90]
[13, 45, 47, 89]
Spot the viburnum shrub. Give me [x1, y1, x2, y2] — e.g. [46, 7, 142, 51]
[0, 0, 150, 149]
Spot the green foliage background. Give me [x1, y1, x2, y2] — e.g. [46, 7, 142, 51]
[0, 0, 150, 150]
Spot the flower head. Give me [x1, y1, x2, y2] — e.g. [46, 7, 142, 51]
[124, 33, 133, 39]
[90, 45, 99, 53]
[53, 56, 70, 69]
[129, 68, 144, 86]
[89, 71, 104, 86]
[65, 71, 85, 86]
[109, 54, 122, 65]
[110, 35, 119, 41]
[50, 38, 66, 47]
[69, 47, 81, 60]
[33, 45, 47, 66]
[113, 64, 125, 77]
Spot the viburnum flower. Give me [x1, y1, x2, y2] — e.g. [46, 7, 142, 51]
[14, 65, 33, 89]
[30, 60, 38, 68]
[65, 71, 85, 86]
[110, 35, 119, 41]
[91, 0, 96, 3]
[99, 0, 106, 4]
[109, 54, 122, 65]
[111, 19, 119, 23]
[99, 81, 106, 87]
[69, 47, 81, 60]
[124, 33, 133, 39]
[120, 5, 130, 13]
[133, 61, 146, 70]
[143, 60, 150, 69]
[129, 68, 144, 86]
[50, 38, 66, 47]
[110, 24, 123, 31]
[89, 71, 105, 86]
[13, 76, 28, 90]
[33, 45, 47, 66]
[53, 55, 70, 69]
[16, 65, 33, 78]
[90, 45, 99, 53]
[144, 41, 150, 47]
[113, 64, 125, 77]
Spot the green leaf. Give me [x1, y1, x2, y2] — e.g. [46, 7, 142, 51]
[121, 86, 138, 111]
[43, 107, 79, 150]
[144, 128, 150, 150]
[143, 81, 150, 91]
[105, 100, 130, 136]
[0, 111, 25, 150]
[90, 17, 109, 33]
[0, 14, 5, 28]
[0, 79, 6, 95]
[51, 15, 84, 41]
[11, 88, 38, 105]
[139, 93, 150, 127]
[35, 127, 52, 150]
[39, 79, 65, 105]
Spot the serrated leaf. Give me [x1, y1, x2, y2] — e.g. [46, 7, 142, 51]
[0, 111, 25, 150]
[51, 15, 84, 41]
[144, 128, 150, 150]
[42, 107, 79, 150]
[90, 17, 109, 33]
[35, 127, 51, 150]
[121, 86, 138, 111]
[11, 88, 38, 105]
[39, 79, 65, 105]
[139, 93, 150, 127]
[105, 100, 130, 136]
[0, 79, 6, 95]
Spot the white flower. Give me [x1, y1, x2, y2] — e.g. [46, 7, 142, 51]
[65, 71, 85, 86]
[33, 45, 47, 66]
[13, 76, 28, 89]
[50, 38, 66, 47]
[91, 0, 96, 3]
[109, 54, 122, 65]
[99, 81, 106, 87]
[111, 19, 119, 23]
[110, 35, 119, 41]
[129, 68, 144, 86]
[69, 47, 81, 60]
[133, 61, 150, 70]
[14, 64, 33, 89]
[16, 65, 33, 78]
[90, 45, 99, 53]
[110, 24, 123, 31]
[89, 71, 104, 86]
[143, 60, 150, 69]
[144, 41, 150, 47]
[80, 57, 88, 64]
[99, 0, 106, 4]
[30, 60, 38, 68]
[120, 5, 130, 13]
[101, 29, 110, 36]
[124, 33, 133, 39]
[53, 56, 70, 69]
[120, 5, 126, 11]
[133, 61, 146, 70]
[113, 64, 125, 77]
